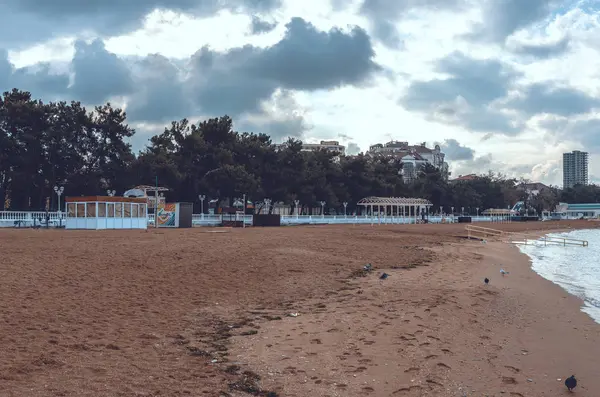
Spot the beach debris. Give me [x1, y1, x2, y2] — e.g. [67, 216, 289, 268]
[363, 263, 373, 272]
[565, 375, 577, 391]
[287, 313, 300, 317]
[500, 269, 509, 276]
[484, 278, 489, 284]
[380, 273, 389, 280]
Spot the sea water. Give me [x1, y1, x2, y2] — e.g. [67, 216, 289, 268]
[518, 228, 600, 323]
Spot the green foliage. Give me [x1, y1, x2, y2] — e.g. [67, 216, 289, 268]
[1, 89, 599, 213]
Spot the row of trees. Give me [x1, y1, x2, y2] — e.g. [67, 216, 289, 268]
[1, 89, 598, 214]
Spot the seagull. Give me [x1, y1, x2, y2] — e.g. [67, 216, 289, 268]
[484, 278, 489, 284]
[565, 375, 577, 392]
[380, 273, 389, 280]
[500, 269, 509, 276]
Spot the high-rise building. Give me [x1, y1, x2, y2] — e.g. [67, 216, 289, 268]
[563, 150, 588, 188]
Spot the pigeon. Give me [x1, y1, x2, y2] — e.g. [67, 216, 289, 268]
[484, 278, 489, 284]
[380, 273, 389, 280]
[565, 375, 577, 391]
[500, 269, 509, 276]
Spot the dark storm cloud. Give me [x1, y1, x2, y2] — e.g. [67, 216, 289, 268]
[0, 49, 69, 99]
[510, 36, 571, 59]
[358, 0, 465, 47]
[440, 139, 475, 161]
[0, 0, 282, 48]
[250, 16, 277, 34]
[188, 17, 381, 117]
[126, 54, 193, 123]
[506, 83, 600, 117]
[70, 40, 134, 104]
[400, 52, 521, 135]
[466, 0, 560, 43]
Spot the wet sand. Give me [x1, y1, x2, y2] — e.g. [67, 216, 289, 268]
[0, 221, 598, 396]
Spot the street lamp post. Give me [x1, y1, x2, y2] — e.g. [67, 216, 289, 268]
[53, 185, 64, 212]
[343, 202, 348, 217]
[319, 201, 326, 218]
[263, 198, 271, 214]
[242, 193, 246, 228]
[294, 199, 300, 218]
[451, 206, 454, 222]
[476, 207, 479, 219]
[199, 195, 205, 219]
[54, 185, 64, 228]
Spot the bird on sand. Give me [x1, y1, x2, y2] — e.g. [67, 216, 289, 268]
[380, 273, 389, 280]
[484, 278, 489, 284]
[565, 375, 577, 391]
[500, 269, 509, 276]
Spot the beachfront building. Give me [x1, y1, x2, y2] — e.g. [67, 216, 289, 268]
[563, 150, 588, 188]
[555, 202, 600, 218]
[366, 141, 449, 183]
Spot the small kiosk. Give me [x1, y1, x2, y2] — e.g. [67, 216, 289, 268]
[65, 196, 148, 230]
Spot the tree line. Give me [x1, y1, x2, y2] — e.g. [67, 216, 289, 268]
[1, 89, 599, 214]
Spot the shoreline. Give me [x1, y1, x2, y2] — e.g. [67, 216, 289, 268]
[227, 226, 600, 396]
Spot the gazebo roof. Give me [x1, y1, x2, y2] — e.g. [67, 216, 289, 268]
[357, 196, 432, 206]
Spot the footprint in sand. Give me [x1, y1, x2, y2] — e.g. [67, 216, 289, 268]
[404, 367, 420, 373]
[362, 386, 375, 393]
[437, 362, 451, 369]
[425, 354, 438, 360]
[393, 385, 422, 394]
[502, 376, 518, 384]
[504, 365, 521, 373]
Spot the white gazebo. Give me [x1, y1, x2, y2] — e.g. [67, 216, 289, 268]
[357, 196, 433, 223]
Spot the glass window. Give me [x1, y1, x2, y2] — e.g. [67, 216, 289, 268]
[76, 203, 86, 217]
[98, 203, 106, 217]
[107, 203, 115, 218]
[140, 204, 146, 217]
[86, 202, 96, 217]
[115, 203, 123, 217]
[131, 204, 138, 217]
[67, 203, 75, 217]
[123, 203, 131, 217]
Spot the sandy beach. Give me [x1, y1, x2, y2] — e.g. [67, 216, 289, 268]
[1, 221, 599, 396]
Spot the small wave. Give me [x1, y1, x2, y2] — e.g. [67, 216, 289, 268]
[519, 228, 600, 324]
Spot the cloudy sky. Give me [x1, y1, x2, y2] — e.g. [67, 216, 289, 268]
[1, 0, 599, 186]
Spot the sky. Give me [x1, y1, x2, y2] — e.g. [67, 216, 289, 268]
[1, 0, 599, 186]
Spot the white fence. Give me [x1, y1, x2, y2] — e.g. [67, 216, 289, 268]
[0, 211, 506, 228]
[0, 211, 65, 227]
